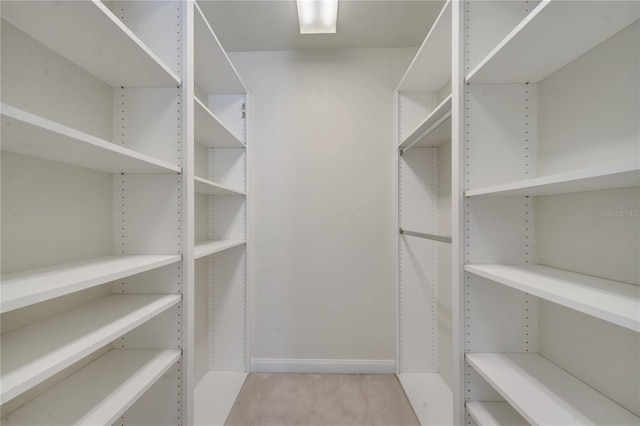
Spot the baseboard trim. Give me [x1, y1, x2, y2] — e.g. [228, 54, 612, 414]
[250, 358, 395, 374]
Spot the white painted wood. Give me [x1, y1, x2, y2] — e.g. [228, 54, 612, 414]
[208, 95, 247, 144]
[466, 402, 527, 426]
[2, 349, 181, 426]
[194, 1, 247, 95]
[466, 1, 640, 83]
[398, 373, 453, 426]
[466, 160, 640, 197]
[397, 0, 452, 92]
[400, 95, 452, 150]
[1, 0, 180, 87]
[0, 294, 181, 404]
[195, 240, 246, 259]
[195, 176, 245, 196]
[0, 254, 181, 313]
[251, 359, 395, 374]
[1, 104, 180, 174]
[466, 353, 640, 425]
[194, 371, 247, 426]
[465, 264, 640, 332]
[195, 97, 246, 148]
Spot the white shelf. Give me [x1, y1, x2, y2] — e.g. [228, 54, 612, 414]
[194, 2, 247, 95]
[399, 95, 452, 151]
[194, 371, 247, 426]
[397, 0, 452, 92]
[195, 240, 246, 259]
[2, 349, 181, 426]
[1, 104, 181, 174]
[466, 160, 640, 197]
[466, 1, 640, 84]
[465, 264, 640, 332]
[195, 97, 246, 148]
[466, 402, 527, 426]
[397, 373, 453, 426]
[1, 294, 181, 404]
[466, 353, 640, 425]
[1, 254, 181, 313]
[1, 0, 180, 87]
[195, 176, 245, 196]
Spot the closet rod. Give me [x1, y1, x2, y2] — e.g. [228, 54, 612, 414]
[399, 228, 452, 244]
[400, 110, 452, 155]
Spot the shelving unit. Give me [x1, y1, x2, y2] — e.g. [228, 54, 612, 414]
[399, 95, 452, 152]
[461, 1, 639, 424]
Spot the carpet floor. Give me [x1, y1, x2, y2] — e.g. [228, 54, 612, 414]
[225, 373, 420, 426]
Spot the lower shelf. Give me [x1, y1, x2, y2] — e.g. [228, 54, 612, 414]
[466, 401, 527, 426]
[194, 371, 248, 426]
[397, 373, 452, 426]
[195, 240, 246, 259]
[2, 349, 181, 425]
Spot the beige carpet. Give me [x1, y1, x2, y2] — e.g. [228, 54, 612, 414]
[225, 373, 420, 426]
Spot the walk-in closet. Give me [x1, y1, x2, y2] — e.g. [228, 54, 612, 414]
[1, 1, 638, 425]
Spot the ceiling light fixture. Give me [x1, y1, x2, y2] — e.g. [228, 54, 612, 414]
[296, 0, 338, 34]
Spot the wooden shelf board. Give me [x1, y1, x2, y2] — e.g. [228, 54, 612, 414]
[465, 264, 640, 332]
[1, 104, 181, 174]
[195, 240, 246, 259]
[466, 1, 640, 83]
[1, 0, 180, 87]
[0, 294, 181, 404]
[397, 1, 452, 92]
[466, 353, 640, 425]
[466, 160, 640, 197]
[2, 349, 181, 426]
[466, 402, 527, 426]
[194, 97, 246, 148]
[195, 176, 245, 196]
[194, 2, 247, 95]
[1, 254, 181, 313]
[194, 371, 247, 426]
[397, 373, 453, 426]
[399, 94, 452, 150]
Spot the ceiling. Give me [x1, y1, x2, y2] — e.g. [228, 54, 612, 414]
[198, 1, 445, 52]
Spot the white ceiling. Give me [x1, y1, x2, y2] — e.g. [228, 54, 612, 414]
[198, 1, 445, 52]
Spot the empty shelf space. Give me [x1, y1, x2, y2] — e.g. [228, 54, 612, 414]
[465, 160, 640, 197]
[2, 349, 181, 426]
[194, 2, 247, 95]
[1, 294, 181, 404]
[195, 240, 246, 259]
[195, 176, 245, 196]
[466, 402, 527, 426]
[195, 97, 246, 148]
[400, 229, 452, 244]
[466, 353, 640, 425]
[1, 254, 181, 313]
[465, 264, 640, 332]
[194, 371, 248, 426]
[1, 104, 181, 174]
[399, 95, 452, 151]
[1, 0, 180, 87]
[398, 373, 453, 426]
[397, 0, 452, 92]
[466, 1, 640, 84]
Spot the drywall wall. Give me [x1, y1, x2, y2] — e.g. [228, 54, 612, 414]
[230, 48, 415, 370]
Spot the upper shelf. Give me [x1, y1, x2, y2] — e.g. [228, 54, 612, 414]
[195, 97, 246, 148]
[195, 177, 245, 196]
[466, 160, 640, 197]
[1, 0, 180, 88]
[195, 240, 246, 259]
[465, 264, 640, 333]
[399, 94, 452, 151]
[466, 353, 640, 425]
[1, 254, 181, 313]
[466, 1, 640, 84]
[397, 0, 451, 92]
[194, 1, 247, 95]
[1, 104, 181, 174]
[2, 349, 181, 426]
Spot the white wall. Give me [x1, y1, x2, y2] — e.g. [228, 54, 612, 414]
[230, 48, 415, 368]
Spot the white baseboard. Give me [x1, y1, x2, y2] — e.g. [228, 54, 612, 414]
[250, 358, 395, 374]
